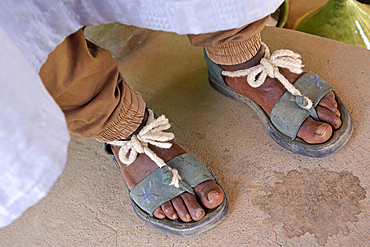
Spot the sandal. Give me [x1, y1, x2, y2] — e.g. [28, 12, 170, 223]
[205, 43, 353, 158]
[104, 109, 228, 236]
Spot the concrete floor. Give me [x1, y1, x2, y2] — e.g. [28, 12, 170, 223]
[1, 10, 370, 247]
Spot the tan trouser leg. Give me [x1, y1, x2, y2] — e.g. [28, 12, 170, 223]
[39, 18, 268, 141]
[188, 16, 269, 65]
[39, 29, 146, 142]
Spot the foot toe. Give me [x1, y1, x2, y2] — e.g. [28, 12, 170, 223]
[297, 89, 342, 144]
[316, 105, 342, 129]
[160, 201, 178, 220]
[297, 117, 333, 144]
[318, 97, 340, 118]
[153, 207, 166, 219]
[180, 193, 205, 221]
[171, 196, 192, 222]
[325, 91, 338, 108]
[155, 180, 224, 222]
[194, 180, 224, 210]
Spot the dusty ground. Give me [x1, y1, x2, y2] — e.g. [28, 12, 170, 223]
[1, 2, 370, 246]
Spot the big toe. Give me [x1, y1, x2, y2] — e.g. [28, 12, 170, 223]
[297, 117, 333, 144]
[193, 180, 224, 210]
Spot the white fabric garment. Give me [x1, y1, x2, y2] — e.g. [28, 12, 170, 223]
[0, 26, 70, 228]
[0, 0, 283, 228]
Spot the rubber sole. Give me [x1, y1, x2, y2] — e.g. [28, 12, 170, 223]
[209, 73, 353, 158]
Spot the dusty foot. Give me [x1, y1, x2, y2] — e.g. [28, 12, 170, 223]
[111, 111, 224, 222]
[221, 45, 342, 144]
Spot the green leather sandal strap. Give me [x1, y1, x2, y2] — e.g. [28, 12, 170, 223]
[166, 153, 215, 186]
[130, 166, 189, 216]
[130, 153, 214, 216]
[270, 71, 334, 139]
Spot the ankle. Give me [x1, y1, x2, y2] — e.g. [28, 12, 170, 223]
[121, 108, 149, 140]
[220, 44, 265, 72]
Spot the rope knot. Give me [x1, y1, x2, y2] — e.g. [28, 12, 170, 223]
[260, 57, 275, 77]
[221, 42, 313, 111]
[108, 109, 181, 187]
[162, 168, 182, 188]
[290, 95, 313, 110]
[131, 135, 145, 153]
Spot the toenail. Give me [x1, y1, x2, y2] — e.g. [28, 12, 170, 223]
[158, 212, 165, 218]
[207, 190, 220, 201]
[316, 124, 329, 135]
[334, 119, 341, 127]
[172, 213, 178, 219]
[195, 209, 203, 219]
[185, 214, 191, 221]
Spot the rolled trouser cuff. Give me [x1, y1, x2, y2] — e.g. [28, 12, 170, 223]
[205, 32, 262, 65]
[93, 83, 146, 142]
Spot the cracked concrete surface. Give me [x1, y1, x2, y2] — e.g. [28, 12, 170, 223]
[1, 26, 370, 246]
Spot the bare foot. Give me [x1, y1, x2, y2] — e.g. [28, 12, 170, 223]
[221, 45, 342, 144]
[111, 111, 224, 222]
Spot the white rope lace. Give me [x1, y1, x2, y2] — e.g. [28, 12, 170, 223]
[221, 42, 313, 110]
[108, 109, 182, 187]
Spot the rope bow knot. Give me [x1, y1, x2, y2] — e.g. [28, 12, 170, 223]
[109, 109, 182, 187]
[222, 42, 313, 110]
